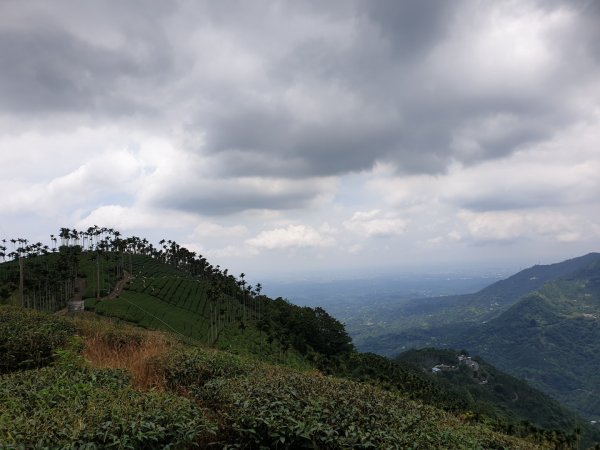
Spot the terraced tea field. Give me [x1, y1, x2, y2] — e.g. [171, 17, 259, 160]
[86, 255, 250, 347]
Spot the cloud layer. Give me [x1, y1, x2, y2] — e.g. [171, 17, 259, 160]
[1, 0, 599, 278]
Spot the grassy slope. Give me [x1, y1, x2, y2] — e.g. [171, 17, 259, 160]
[0, 307, 549, 449]
[84, 254, 312, 369]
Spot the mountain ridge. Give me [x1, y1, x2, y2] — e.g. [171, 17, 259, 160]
[351, 251, 600, 422]
[452, 275, 600, 420]
[355, 252, 600, 355]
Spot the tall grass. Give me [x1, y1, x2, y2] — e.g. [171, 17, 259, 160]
[70, 313, 173, 390]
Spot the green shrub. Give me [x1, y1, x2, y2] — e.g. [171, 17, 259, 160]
[199, 369, 541, 449]
[0, 306, 75, 373]
[0, 366, 216, 449]
[162, 347, 255, 392]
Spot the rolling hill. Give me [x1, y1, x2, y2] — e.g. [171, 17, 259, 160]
[355, 253, 600, 356]
[451, 262, 600, 421]
[349, 252, 600, 422]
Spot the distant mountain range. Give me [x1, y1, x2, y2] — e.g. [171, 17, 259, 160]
[453, 260, 600, 420]
[358, 252, 600, 420]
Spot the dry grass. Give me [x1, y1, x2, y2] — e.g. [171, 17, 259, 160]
[69, 313, 173, 390]
[83, 332, 169, 390]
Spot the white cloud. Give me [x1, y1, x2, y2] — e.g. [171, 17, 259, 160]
[1, 1, 600, 276]
[458, 209, 597, 243]
[206, 244, 259, 259]
[246, 224, 335, 250]
[343, 210, 407, 238]
[448, 230, 463, 242]
[347, 244, 363, 254]
[0, 149, 142, 216]
[191, 221, 248, 239]
[424, 2, 567, 97]
[76, 205, 198, 232]
[426, 236, 443, 246]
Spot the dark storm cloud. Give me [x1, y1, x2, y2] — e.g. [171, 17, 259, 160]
[157, 190, 315, 216]
[150, 177, 329, 216]
[556, 1, 600, 65]
[0, 1, 175, 117]
[203, 105, 400, 177]
[460, 195, 566, 213]
[188, 0, 597, 180]
[2, 0, 599, 216]
[0, 27, 134, 114]
[359, 0, 461, 59]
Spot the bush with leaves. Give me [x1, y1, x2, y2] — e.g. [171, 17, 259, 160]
[0, 305, 75, 373]
[177, 365, 542, 449]
[0, 365, 216, 449]
[161, 347, 256, 397]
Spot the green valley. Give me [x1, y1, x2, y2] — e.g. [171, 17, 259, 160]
[345, 252, 600, 424]
[353, 253, 600, 356]
[452, 269, 600, 421]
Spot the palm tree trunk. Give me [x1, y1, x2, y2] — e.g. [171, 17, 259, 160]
[19, 256, 24, 307]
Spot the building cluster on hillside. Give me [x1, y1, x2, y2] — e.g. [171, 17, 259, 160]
[431, 363, 455, 374]
[458, 354, 480, 371]
[431, 354, 480, 374]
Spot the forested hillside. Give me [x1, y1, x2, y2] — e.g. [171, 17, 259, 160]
[356, 253, 600, 356]
[395, 348, 594, 441]
[351, 251, 600, 423]
[451, 265, 600, 421]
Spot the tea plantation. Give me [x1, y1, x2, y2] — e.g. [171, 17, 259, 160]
[0, 305, 551, 449]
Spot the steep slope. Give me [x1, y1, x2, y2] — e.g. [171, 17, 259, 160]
[356, 253, 600, 356]
[395, 349, 589, 435]
[452, 263, 600, 420]
[83, 254, 354, 370]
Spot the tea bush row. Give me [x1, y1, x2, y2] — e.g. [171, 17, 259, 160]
[212, 370, 542, 449]
[161, 347, 257, 392]
[0, 305, 75, 373]
[0, 366, 216, 449]
[155, 347, 542, 449]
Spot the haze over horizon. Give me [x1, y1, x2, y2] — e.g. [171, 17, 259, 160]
[1, 0, 599, 281]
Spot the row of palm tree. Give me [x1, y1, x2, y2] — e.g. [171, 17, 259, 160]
[2, 227, 266, 340]
[2, 227, 355, 369]
[0, 238, 79, 311]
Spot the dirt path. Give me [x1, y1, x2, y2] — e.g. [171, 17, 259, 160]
[105, 271, 132, 300]
[55, 272, 132, 314]
[55, 278, 86, 315]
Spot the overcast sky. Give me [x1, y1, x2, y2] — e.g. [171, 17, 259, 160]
[1, 0, 599, 282]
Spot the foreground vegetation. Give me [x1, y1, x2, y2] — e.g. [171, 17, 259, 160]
[1, 306, 554, 449]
